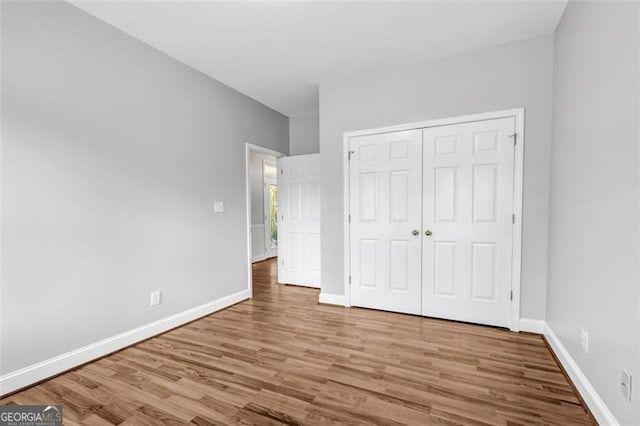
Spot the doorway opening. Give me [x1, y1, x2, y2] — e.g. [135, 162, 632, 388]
[263, 162, 278, 259]
[245, 143, 286, 298]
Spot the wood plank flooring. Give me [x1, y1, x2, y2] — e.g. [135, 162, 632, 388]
[1, 258, 595, 425]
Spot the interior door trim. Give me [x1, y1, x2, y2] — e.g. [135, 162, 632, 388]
[342, 108, 525, 331]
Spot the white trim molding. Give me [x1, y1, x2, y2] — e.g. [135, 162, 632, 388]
[544, 322, 619, 426]
[518, 318, 545, 334]
[319, 293, 348, 306]
[0, 289, 250, 397]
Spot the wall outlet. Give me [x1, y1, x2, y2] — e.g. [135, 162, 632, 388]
[621, 369, 632, 401]
[150, 291, 161, 306]
[214, 201, 224, 213]
[580, 329, 589, 353]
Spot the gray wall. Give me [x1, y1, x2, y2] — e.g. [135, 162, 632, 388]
[1, 1, 288, 374]
[319, 35, 554, 320]
[289, 113, 319, 155]
[546, 1, 639, 424]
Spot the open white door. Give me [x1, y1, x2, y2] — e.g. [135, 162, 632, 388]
[278, 154, 321, 287]
[349, 129, 423, 315]
[422, 117, 515, 327]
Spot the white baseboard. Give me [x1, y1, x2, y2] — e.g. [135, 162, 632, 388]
[544, 323, 619, 426]
[0, 289, 250, 397]
[519, 318, 545, 334]
[252, 254, 267, 263]
[318, 292, 347, 306]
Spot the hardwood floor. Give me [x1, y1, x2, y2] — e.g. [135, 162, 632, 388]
[1, 258, 594, 425]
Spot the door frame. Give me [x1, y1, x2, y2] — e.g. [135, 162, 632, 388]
[245, 143, 286, 298]
[342, 108, 525, 331]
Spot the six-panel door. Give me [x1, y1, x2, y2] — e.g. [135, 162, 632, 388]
[348, 117, 516, 327]
[349, 129, 423, 315]
[422, 118, 515, 328]
[278, 154, 321, 287]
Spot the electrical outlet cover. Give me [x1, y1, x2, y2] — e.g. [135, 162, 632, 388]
[150, 291, 161, 306]
[580, 329, 589, 353]
[621, 369, 632, 401]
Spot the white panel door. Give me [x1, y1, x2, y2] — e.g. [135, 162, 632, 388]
[278, 154, 321, 287]
[349, 129, 423, 315]
[422, 117, 515, 327]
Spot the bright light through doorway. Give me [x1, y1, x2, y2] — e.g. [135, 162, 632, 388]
[269, 184, 278, 248]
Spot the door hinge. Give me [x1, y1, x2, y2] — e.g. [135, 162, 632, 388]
[510, 133, 517, 146]
[348, 150, 355, 161]
[348, 214, 351, 223]
[281, 259, 284, 266]
[510, 290, 513, 301]
[512, 213, 515, 224]
[348, 275, 352, 284]
[280, 168, 284, 175]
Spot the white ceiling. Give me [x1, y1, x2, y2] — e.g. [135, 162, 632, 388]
[70, 1, 568, 117]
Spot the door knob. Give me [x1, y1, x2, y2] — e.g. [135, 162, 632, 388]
[412, 229, 419, 236]
[425, 230, 433, 237]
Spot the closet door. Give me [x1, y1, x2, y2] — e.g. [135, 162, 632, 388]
[421, 117, 515, 327]
[349, 130, 423, 315]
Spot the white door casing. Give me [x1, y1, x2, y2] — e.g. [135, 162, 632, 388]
[278, 154, 321, 288]
[422, 117, 515, 328]
[349, 129, 423, 315]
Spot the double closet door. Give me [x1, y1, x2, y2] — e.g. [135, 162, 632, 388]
[349, 117, 516, 328]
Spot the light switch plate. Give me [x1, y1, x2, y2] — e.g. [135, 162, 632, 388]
[214, 201, 224, 213]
